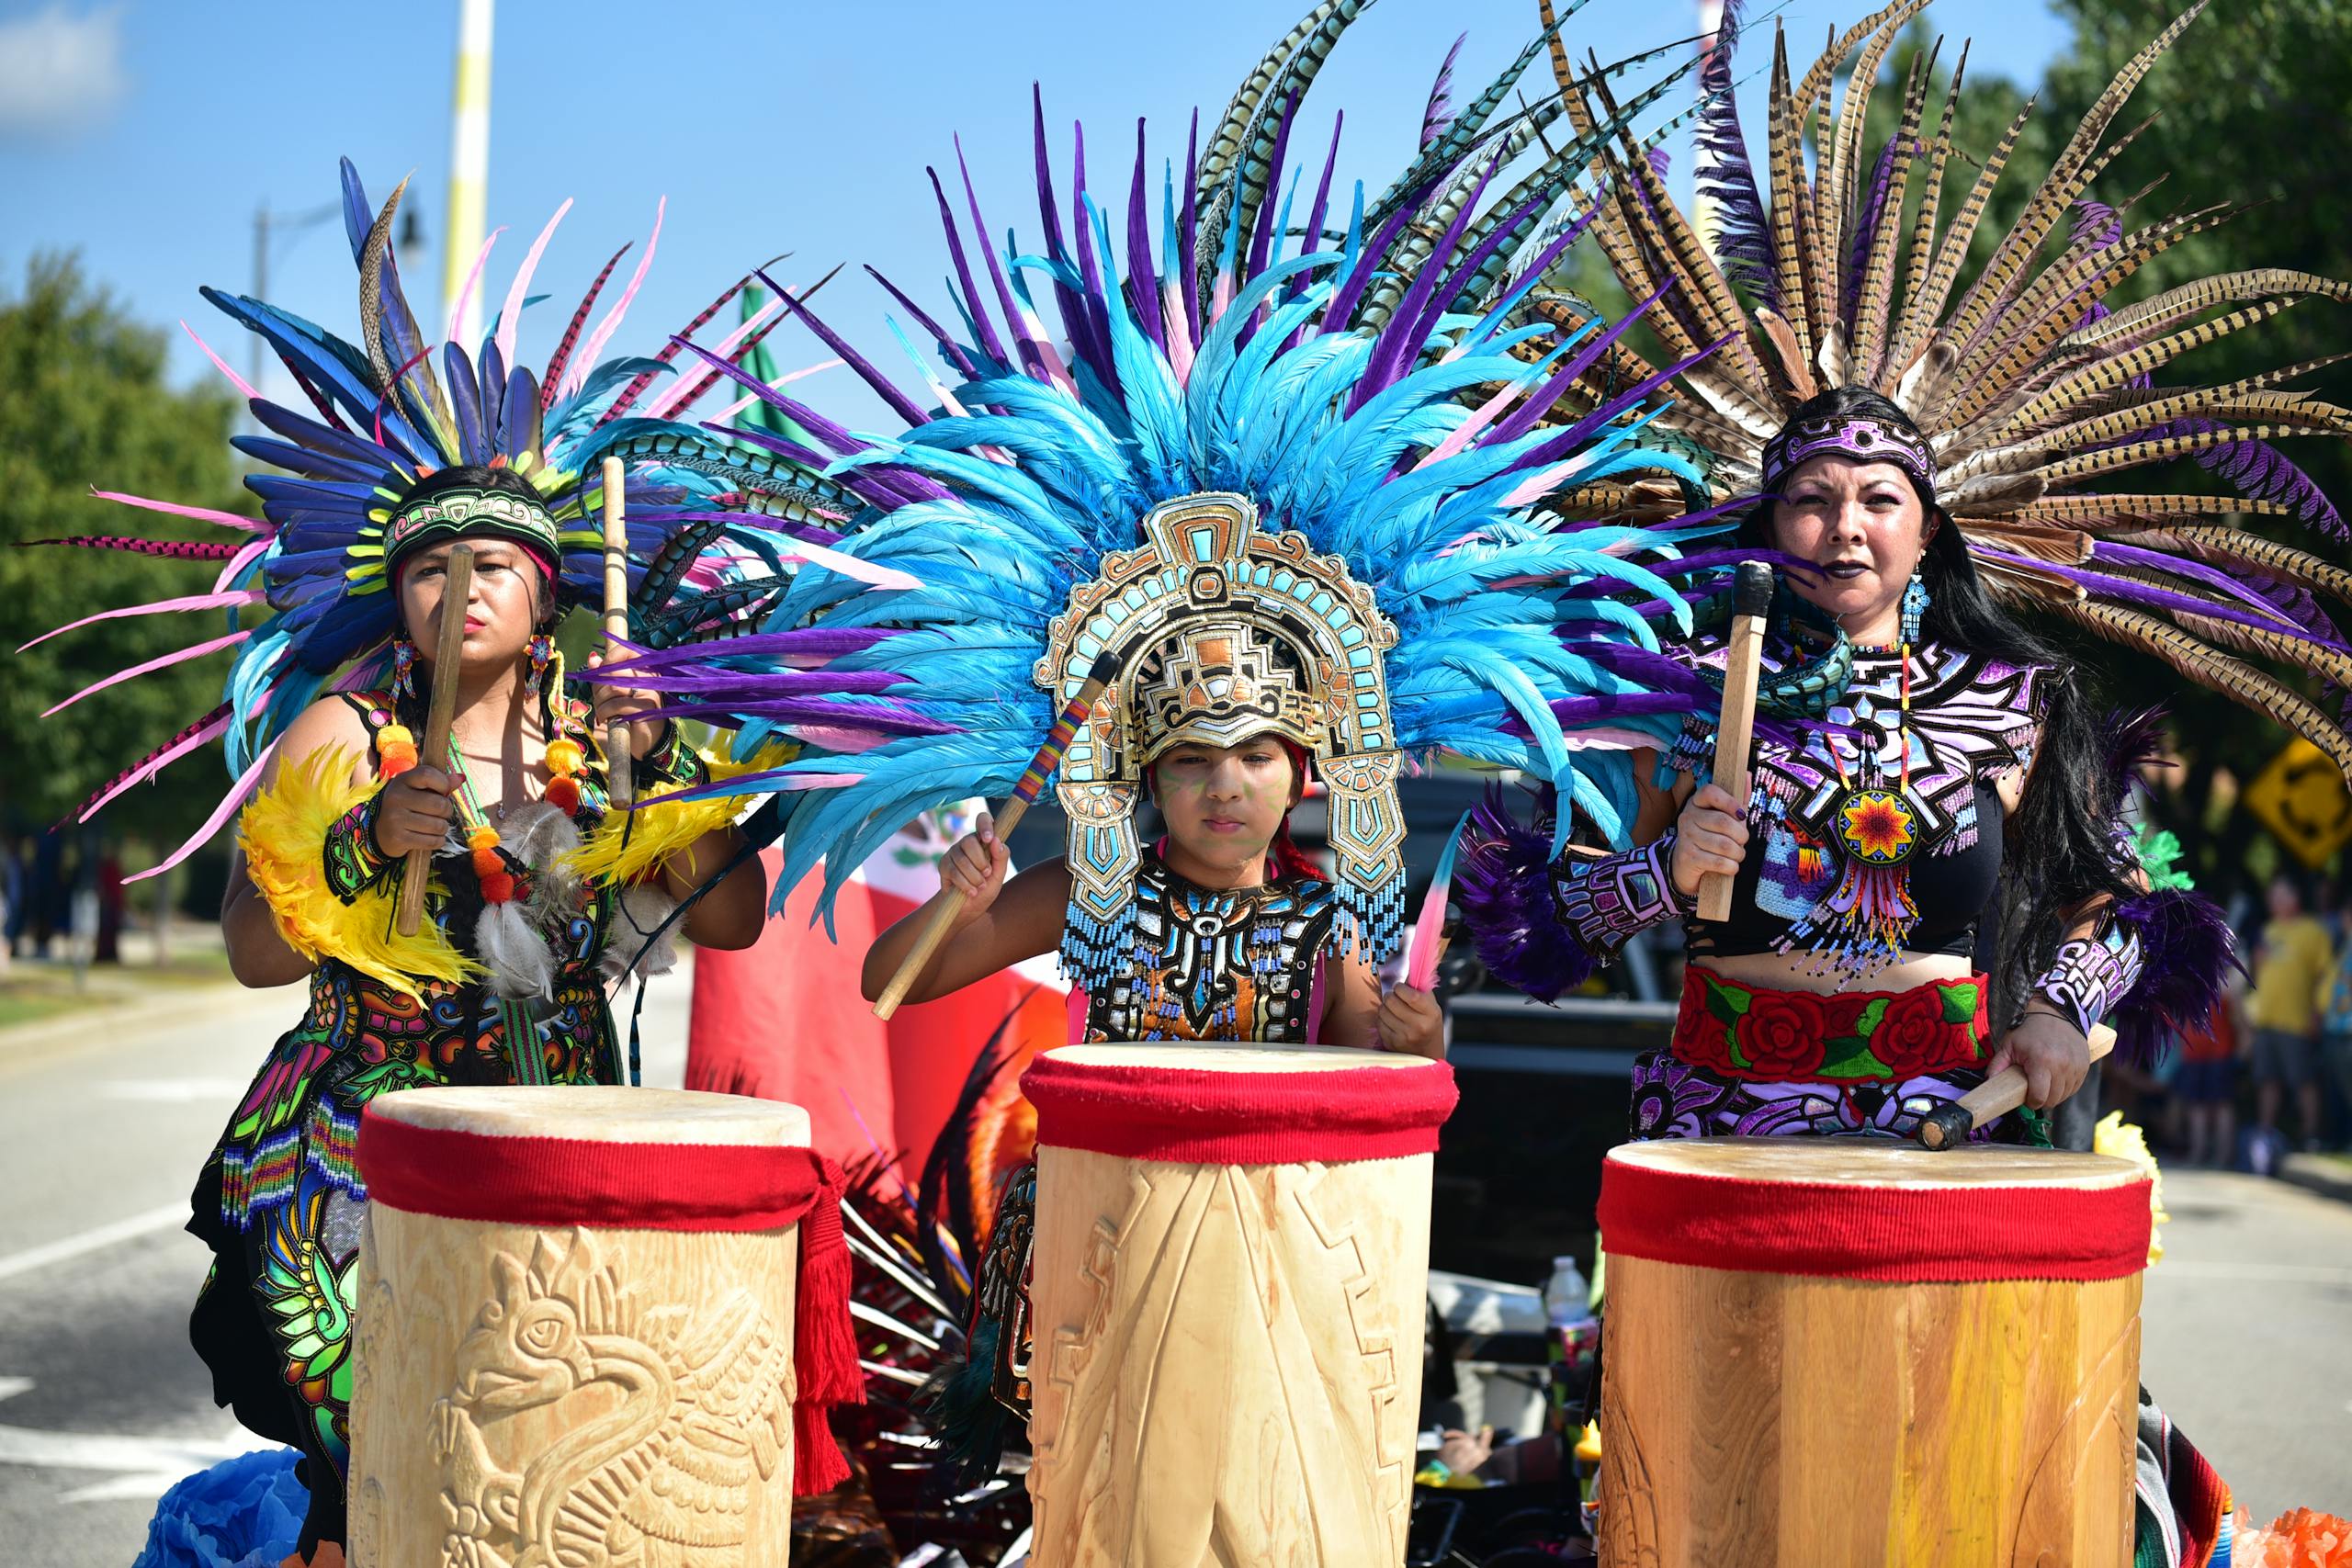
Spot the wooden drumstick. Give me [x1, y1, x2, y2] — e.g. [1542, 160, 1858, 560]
[395, 544, 476, 937]
[1695, 562, 1776, 922]
[600, 456, 635, 817]
[1917, 1022, 2117, 1150]
[873, 649, 1123, 1021]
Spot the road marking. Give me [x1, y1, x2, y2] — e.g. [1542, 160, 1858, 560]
[0, 1375, 271, 1505]
[0, 1202, 187, 1286]
[2154, 1259, 2352, 1286]
[96, 1077, 249, 1103]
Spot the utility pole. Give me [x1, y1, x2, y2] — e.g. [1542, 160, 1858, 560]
[246, 199, 423, 418]
[443, 0, 494, 350]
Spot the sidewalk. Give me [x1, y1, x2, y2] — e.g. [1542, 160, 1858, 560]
[2278, 1150, 2352, 1206]
[0, 921, 248, 1053]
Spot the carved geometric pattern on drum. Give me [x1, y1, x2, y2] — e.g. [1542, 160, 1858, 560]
[1595, 1393, 1664, 1568]
[1032, 1161, 1408, 1563]
[430, 1228, 793, 1568]
[2007, 1310, 2142, 1568]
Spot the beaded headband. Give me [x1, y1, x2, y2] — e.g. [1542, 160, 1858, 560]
[383, 487, 563, 570]
[1759, 413, 1937, 496]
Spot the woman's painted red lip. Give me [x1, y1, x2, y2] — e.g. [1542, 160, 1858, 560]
[463, 617, 488, 631]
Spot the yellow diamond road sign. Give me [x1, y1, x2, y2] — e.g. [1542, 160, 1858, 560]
[2243, 739, 2352, 870]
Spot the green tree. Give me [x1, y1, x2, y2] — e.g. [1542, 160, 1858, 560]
[0, 254, 250, 855]
[2024, 0, 2352, 894]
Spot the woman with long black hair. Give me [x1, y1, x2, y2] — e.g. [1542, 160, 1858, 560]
[1469, 383, 2167, 1141]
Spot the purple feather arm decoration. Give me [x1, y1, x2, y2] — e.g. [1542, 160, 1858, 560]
[1453, 786, 1595, 1004]
[2097, 706, 2243, 1066]
[2112, 889, 2239, 1066]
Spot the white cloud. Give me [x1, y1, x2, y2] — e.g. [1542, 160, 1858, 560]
[0, 4, 127, 135]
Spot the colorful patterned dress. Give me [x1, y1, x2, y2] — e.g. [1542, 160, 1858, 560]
[1080, 847, 1338, 1044]
[1636, 643, 2047, 1142]
[188, 686, 625, 1550]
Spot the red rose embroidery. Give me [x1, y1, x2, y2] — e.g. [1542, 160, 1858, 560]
[1874, 984, 1974, 1077]
[1734, 989, 1831, 1077]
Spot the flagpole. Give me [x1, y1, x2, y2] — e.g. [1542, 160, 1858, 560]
[443, 0, 494, 349]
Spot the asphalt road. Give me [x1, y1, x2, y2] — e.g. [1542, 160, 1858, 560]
[0, 982, 2345, 1565]
[0, 972, 692, 1568]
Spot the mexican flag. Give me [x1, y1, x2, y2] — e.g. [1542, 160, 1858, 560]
[686, 804, 1069, 1177]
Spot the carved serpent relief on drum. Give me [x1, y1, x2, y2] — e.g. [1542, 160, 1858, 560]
[429, 1228, 794, 1568]
[1029, 1160, 1415, 1564]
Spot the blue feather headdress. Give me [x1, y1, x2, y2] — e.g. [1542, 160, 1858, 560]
[30, 161, 878, 875]
[617, 6, 1751, 985]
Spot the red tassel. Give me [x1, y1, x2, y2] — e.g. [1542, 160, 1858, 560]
[545, 774, 582, 813]
[789, 1156, 862, 1496]
[478, 868, 517, 904]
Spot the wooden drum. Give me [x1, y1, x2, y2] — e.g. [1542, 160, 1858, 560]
[348, 1085, 854, 1568]
[1020, 1042, 1458, 1567]
[1595, 1137, 2154, 1568]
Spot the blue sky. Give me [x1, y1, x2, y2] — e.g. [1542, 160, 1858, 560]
[0, 0, 2073, 424]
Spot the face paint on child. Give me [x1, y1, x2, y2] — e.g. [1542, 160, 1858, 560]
[1151, 734, 1300, 877]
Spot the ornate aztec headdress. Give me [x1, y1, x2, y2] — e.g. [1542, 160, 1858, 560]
[617, 2, 1749, 987]
[30, 160, 889, 871]
[1546, 0, 2352, 774]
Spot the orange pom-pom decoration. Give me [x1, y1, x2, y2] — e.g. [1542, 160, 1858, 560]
[467, 824, 504, 877]
[544, 739, 585, 774]
[478, 868, 518, 904]
[545, 775, 582, 813]
[375, 724, 419, 778]
[2239, 1507, 2352, 1568]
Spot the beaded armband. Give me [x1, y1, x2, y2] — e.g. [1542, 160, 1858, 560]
[633, 721, 711, 791]
[1552, 833, 1689, 960]
[2030, 914, 2145, 1040]
[322, 791, 393, 904]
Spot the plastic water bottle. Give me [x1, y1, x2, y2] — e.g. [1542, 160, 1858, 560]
[1543, 1255, 1598, 1431]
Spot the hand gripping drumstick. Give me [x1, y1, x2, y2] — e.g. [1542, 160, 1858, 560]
[600, 457, 635, 818]
[1696, 562, 1776, 922]
[395, 544, 476, 937]
[1916, 1022, 2117, 1149]
[872, 649, 1123, 1020]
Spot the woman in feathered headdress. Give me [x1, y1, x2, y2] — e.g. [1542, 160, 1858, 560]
[23, 162, 854, 1563]
[1448, 7, 2342, 1555]
[1458, 0, 2324, 1148]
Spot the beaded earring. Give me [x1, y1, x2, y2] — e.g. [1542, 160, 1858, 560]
[1900, 571, 1930, 647]
[390, 637, 418, 702]
[524, 631, 555, 699]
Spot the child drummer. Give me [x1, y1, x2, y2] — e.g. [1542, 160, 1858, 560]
[862, 619, 1444, 1060]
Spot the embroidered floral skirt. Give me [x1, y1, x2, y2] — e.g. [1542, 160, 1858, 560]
[1633, 966, 2018, 1143]
[187, 962, 614, 1554]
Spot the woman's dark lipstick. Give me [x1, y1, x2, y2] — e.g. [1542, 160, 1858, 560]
[1820, 562, 1871, 580]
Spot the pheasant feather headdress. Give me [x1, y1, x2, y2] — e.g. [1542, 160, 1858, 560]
[616, 1, 1745, 980]
[30, 161, 887, 873]
[1547, 0, 2352, 776]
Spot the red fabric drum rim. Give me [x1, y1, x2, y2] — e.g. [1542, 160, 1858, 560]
[356, 1107, 831, 1234]
[1022, 1050, 1458, 1164]
[355, 1103, 865, 1497]
[1596, 1147, 2154, 1282]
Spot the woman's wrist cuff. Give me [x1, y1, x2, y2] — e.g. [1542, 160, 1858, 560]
[322, 791, 393, 904]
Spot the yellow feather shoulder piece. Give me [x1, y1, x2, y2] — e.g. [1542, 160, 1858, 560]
[561, 742, 796, 888]
[237, 745, 482, 999]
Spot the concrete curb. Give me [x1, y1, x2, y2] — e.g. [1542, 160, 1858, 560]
[2277, 1152, 2352, 1208]
[0, 981, 293, 1060]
